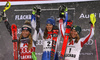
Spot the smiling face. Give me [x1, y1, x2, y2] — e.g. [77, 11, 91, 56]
[70, 29, 78, 38]
[46, 24, 53, 32]
[22, 30, 30, 38]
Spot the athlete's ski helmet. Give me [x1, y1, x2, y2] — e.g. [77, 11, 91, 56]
[71, 25, 81, 34]
[22, 20, 32, 33]
[46, 17, 55, 26]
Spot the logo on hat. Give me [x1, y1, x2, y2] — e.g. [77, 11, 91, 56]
[73, 27, 75, 29]
[23, 27, 28, 30]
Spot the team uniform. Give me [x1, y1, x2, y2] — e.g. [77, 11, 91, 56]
[2, 12, 37, 60]
[31, 14, 62, 60]
[19, 38, 36, 60]
[59, 20, 94, 60]
[65, 25, 94, 60]
[42, 31, 60, 60]
[18, 14, 38, 60]
[58, 6, 95, 60]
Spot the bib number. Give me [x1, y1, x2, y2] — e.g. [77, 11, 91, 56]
[47, 41, 51, 46]
[69, 48, 72, 53]
[43, 40, 52, 51]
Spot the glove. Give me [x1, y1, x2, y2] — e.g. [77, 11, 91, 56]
[32, 7, 37, 15]
[32, 7, 41, 16]
[59, 5, 68, 18]
[36, 8, 41, 16]
[2, 12, 7, 20]
[90, 13, 96, 27]
[32, 52, 37, 60]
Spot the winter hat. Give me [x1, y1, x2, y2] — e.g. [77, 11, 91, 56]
[22, 20, 32, 33]
[71, 25, 81, 34]
[46, 17, 55, 26]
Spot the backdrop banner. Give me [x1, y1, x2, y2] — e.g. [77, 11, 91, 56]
[0, 0, 99, 6]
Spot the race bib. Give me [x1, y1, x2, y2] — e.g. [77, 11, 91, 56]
[43, 39, 52, 51]
[65, 43, 82, 59]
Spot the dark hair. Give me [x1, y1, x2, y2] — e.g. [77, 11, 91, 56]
[43, 25, 54, 39]
[43, 25, 59, 39]
[43, 28, 48, 39]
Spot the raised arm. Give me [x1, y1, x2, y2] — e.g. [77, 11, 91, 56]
[2, 12, 12, 36]
[81, 13, 96, 47]
[81, 24, 94, 47]
[31, 7, 43, 42]
[58, 5, 68, 38]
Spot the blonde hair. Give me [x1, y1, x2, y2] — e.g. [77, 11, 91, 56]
[18, 20, 33, 51]
[69, 33, 80, 43]
[18, 33, 33, 51]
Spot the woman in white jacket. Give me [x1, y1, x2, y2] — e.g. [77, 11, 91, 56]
[31, 7, 61, 60]
[59, 8, 95, 60]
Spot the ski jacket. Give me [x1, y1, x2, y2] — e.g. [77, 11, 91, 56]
[31, 14, 62, 60]
[3, 15, 37, 60]
[59, 20, 94, 60]
[19, 38, 36, 60]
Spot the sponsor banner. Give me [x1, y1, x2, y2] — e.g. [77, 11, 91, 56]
[35, 52, 94, 56]
[79, 13, 98, 19]
[36, 39, 94, 46]
[15, 15, 31, 20]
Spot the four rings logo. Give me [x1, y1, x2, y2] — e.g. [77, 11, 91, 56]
[85, 39, 94, 45]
